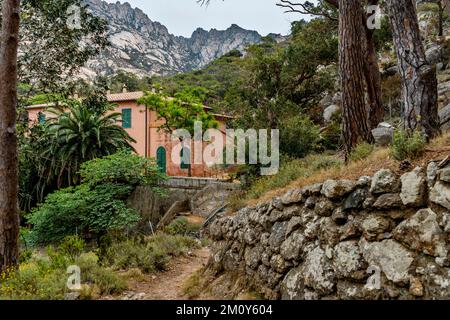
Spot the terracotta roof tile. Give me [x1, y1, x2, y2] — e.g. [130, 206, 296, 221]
[26, 91, 233, 120]
[107, 91, 144, 102]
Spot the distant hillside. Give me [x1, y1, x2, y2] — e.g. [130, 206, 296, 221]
[151, 49, 248, 108]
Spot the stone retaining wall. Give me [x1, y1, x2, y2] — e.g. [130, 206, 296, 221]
[206, 161, 450, 299]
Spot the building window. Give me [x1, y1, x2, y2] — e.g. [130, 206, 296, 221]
[156, 146, 167, 174]
[122, 108, 132, 128]
[38, 113, 46, 124]
[180, 147, 191, 170]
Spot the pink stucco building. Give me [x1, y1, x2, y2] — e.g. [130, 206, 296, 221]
[27, 91, 232, 178]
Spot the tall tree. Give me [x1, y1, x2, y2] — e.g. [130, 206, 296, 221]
[386, 0, 440, 138]
[339, 0, 374, 154]
[0, 0, 20, 272]
[364, 0, 384, 128]
[278, 1, 385, 130]
[278, 0, 385, 136]
[42, 102, 136, 188]
[19, 0, 108, 98]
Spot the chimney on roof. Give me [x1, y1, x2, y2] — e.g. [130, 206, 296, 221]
[122, 84, 128, 93]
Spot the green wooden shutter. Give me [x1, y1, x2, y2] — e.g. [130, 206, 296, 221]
[122, 109, 132, 128]
[180, 148, 191, 170]
[156, 147, 167, 174]
[38, 113, 46, 124]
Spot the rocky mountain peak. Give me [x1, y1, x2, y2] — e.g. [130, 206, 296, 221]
[82, 0, 267, 79]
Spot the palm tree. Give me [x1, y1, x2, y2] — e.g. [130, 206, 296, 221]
[42, 102, 136, 187]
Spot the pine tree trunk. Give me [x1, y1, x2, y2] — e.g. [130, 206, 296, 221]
[437, 0, 444, 37]
[339, 0, 374, 155]
[326, 0, 384, 129]
[365, 0, 384, 129]
[0, 0, 21, 272]
[386, 0, 440, 138]
[365, 29, 384, 128]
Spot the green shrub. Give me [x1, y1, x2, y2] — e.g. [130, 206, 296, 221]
[321, 113, 342, 151]
[0, 250, 127, 300]
[18, 249, 33, 264]
[103, 234, 199, 274]
[279, 115, 321, 158]
[391, 130, 426, 161]
[164, 217, 201, 236]
[79, 150, 166, 189]
[27, 151, 168, 245]
[19, 227, 32, 248]
[0, 257, 68, 300]
[77, 252, 127, 296]
[182, 270, 202, 299]
[27, 184, 141, 244]
[85, 268, 127, 296]
[349, 142, 375, 162]
[59, 235, 85, 261]
[46, 246, 69, 269]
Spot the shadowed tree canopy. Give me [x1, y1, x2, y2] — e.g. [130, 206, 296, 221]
[8, 0, 108, 98]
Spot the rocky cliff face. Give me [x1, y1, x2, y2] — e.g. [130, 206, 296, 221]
[206, 162, 450, 300]
[82, 0, 264, 78]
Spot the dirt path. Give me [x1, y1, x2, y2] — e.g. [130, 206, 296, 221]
[117, 247, 210, 300]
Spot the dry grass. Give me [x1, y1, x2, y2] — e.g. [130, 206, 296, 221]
[237, 132, 450, 208]
[182, 269, 203, 299]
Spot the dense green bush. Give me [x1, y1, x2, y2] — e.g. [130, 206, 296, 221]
[79, 150, 166, 188]
[28, 151, 166, 244]
[279, 115, 321, 159]
[391, 130, 426, 161]
[28, 184, 141, 244]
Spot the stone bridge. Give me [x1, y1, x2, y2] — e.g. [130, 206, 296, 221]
[128, 176, 239, 229]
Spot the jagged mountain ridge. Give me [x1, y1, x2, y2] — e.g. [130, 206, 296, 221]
[82, 0, 269, 78]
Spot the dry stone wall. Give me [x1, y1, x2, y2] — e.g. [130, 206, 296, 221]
[206, 161, 450, 299]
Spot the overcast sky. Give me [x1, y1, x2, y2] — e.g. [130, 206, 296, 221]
[103, 0, 305, 37]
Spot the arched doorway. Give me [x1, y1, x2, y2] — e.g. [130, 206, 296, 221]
[156, 146, 166, 174]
